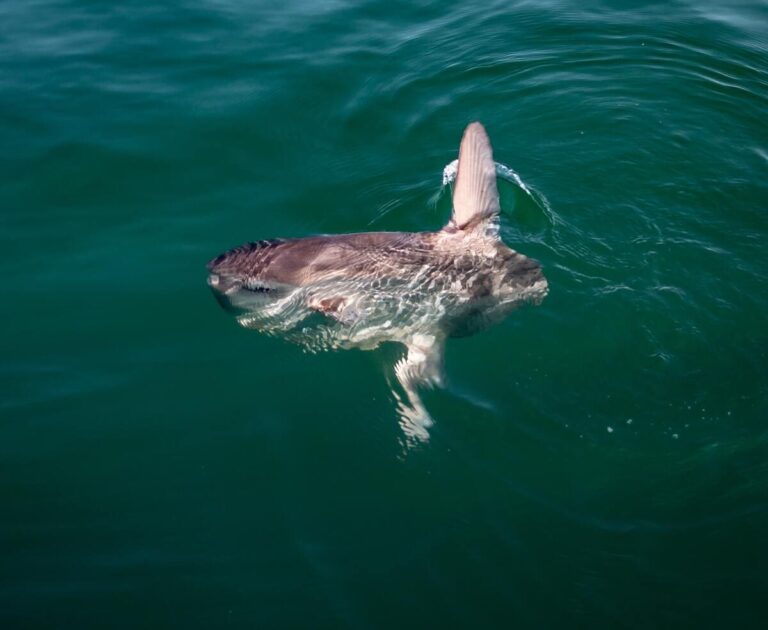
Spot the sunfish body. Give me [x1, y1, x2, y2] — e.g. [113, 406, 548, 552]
[207, 123, 548, 441]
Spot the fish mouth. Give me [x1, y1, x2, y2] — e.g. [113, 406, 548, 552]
[207, 272, 241, 295]
[208, 273, 247, 313]
[207, 272, 293, 314]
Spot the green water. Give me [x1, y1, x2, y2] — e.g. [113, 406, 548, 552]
[2, 0, 768, 627]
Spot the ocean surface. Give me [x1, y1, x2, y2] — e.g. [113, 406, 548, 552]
[2, 0, 767, 627]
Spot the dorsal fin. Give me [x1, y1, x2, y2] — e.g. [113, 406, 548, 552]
[450, 122, 500, 230]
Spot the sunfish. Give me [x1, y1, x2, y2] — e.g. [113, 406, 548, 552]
[207, 122, 548, 442]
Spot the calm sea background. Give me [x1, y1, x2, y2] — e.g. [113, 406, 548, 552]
[2, 0, 767, 627]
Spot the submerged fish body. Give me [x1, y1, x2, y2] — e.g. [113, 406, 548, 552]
[207, 230, 546, 345]
[207, 123, 548, 442]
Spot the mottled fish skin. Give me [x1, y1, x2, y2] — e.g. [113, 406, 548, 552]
[207, 230, 545, 314]
[208, 232, 430, 287]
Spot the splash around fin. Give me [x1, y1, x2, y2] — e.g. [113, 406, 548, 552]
[449, 122, 501, 231]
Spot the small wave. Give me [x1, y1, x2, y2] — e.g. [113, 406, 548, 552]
[442, 159, 557, 225]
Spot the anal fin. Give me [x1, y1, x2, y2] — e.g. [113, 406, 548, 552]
[392, 334, 445, 443]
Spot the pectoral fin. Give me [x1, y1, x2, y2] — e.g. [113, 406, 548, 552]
[306, 295, 360, 325]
